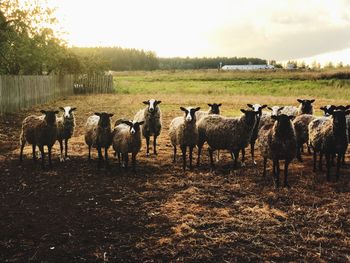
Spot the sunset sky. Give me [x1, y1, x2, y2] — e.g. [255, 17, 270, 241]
[49, 0, 350, 65]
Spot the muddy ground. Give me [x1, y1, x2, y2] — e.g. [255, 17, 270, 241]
[0, 94, 349, 262]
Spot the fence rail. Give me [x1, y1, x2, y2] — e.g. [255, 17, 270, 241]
[0, 74, 114, 114]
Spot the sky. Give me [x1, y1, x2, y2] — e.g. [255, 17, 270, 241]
[48, 0, 350, 65]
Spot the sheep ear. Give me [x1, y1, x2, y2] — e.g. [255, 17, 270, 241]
[208, 103, 212, 107]
[247, 104, 253, 108]
[345, 110, 350, 115]
[156, 100, 161, 104]
[310, 99, 315, 103]
[121, 120, 132, 126]
[194, 107, 201, 111]
[180, 107, 187, 112]
[267, 107, 272, 111]
[143, 101, 149, 105]
[240, 109, 246, 114]
[261, 104, 267, 109]
[346, 105, 350, 110]
[279, 106, 284, 110]
[288, 115, 294, 120]
[218, 103, 222, 107]
[94, 112, 101, 116]
[54, 111, 59, 114]
[320, 107, 325, 110]
[297, 99, 303, 103]
[138, 121, 145, 125]
[70, 107, 77, 112]
[59, 107, 65, 111]
[108, 113, 114, 117]
[40, 110, 46, 114]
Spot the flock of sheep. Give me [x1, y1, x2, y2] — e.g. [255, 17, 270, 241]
[19, 99, 350, 188]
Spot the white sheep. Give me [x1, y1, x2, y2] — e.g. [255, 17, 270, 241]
[84, 112, 114, 168]
[20, 110, 59, 169]
[57, 106, 76, 162]
[134, 99, 162, 156]
[169, 106, 200, 171]
[197, 109, 257, 168]
[112, 120, 144, 170]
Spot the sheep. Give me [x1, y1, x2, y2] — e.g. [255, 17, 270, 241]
[56, 106, 76, 162]
[308, 109, 350, 180]
[169, 106, 200, 171]
[244, 103, 267, 165]
[20, 110, 59, 169]
[320, 105, 336, 116]
[292, 114, 316, 162]
[84, 112, 114, 168]
[112, 120, 144, 170]
[280, 99, 315, 117]
[197, 109, 257, 168]
[195, 103, 222, 121]
[258, 106, 284, 129]
[134, 99, 162, 156]
[257, 114, 296, 188]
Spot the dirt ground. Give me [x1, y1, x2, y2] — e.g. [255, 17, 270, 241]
[0, 94, 350, 262]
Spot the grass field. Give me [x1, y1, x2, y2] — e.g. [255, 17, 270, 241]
[0, 70, 350, 262]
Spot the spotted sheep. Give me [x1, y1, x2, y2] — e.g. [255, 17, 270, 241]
[84, 112, 114, 168]
[56, 106, 76, 162]
[112, 120, 144, 171]
[257, 114, 297, 188]
[134, 99, 162, 156]
[197, 109, 257, 168]
[20, 110, 59, 169]
[169, 106, 200, 171]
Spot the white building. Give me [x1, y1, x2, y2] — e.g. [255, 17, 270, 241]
[221, 64, 275, 71]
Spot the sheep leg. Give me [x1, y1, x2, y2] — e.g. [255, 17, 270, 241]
[208, 148, 215, 168]
[19, 139, 25, 162]
[39, 145, 45, 169]
[117, 152, 121, 166]
[241, 148, 245, 167]
[88, 145, 92, 161]
[296, 143, 303, 162]
[153, 135, 157, 155]
[132, 152, 137, 172]
[273, 159, 280, 188]
[313, 151, 317, 172]
[196, 143, 203, 166]
[307, 143, 312, 154]
[48, 145, 53, 169]
[32, 144, 37, 161]
[65, 139, 69, 160]
[341, 152, 346, 165]
[251, 142, 256, 165]
[336, 153, 342, 180]
[284, 160, 290, 188]
[319, 152, 323, 171]
[181, 145, 187, 171]
[262, 157, 267, 177]
[59, 139, 64, 162]
[124, 153, 129, 169]
[325, 153, 331, 181]
[146, 136, 150, 157]
[173, 146, 177, 163]
[216, 150, 220, 163]
[189, 145, 194, 170]
[104, 147, 109, 168]
[233, 150, 239, 168]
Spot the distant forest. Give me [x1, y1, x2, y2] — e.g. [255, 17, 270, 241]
[70, 47, 267, 71]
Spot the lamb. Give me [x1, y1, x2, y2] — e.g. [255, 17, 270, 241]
[134, 99, 162, 156]
[292, 114, 316, 162]
[197, 109, 257, 168]
[257, 114, 296, 188]
[169, 106, 200, 171]
[20, 110, 59, 169]
[112, 120, 144, 170]
[280, 99, 315, 117]
[84, 112, 114, 168]
[56, 106, 76, 162]
[308, 109, 350, 180]
[195, 103, 222, 121]
[244, 103, 267, 165]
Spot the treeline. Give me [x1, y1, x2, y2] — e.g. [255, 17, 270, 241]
[70, 47, 159, 71]
[159, 57, 267, 70]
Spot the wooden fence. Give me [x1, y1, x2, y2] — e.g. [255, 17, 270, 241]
[0, 74, 114, 114]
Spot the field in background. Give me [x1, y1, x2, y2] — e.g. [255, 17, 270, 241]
[0, 70, 350, 262]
